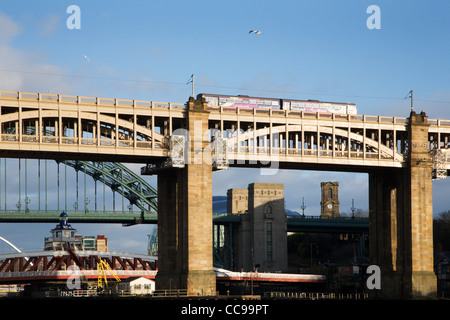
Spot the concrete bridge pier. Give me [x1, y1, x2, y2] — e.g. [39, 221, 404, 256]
[369, 111, 437, 299]
[155, 97, 216, 296]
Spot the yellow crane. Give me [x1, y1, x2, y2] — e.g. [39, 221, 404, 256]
[97, 260, 121, 294]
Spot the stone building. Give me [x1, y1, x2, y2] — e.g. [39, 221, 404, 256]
[227, 188, 248, 214]
[227, 183, 288, 273]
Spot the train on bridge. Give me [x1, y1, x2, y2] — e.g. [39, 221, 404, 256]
[199, 93, 358, 115]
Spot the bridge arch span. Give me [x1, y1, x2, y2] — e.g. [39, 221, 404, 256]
[1, 109, 165, 147]
[226, 123, 405, 165]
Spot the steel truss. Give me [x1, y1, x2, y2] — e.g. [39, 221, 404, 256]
[60, 160, 158, 214]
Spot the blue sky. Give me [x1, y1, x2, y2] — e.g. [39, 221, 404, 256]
[0, 1, 450, 254]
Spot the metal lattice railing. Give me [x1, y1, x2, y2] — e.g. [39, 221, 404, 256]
[432, 149, 448, 180]
[170, 135, 186, 168]
[213, 137, 228, 170]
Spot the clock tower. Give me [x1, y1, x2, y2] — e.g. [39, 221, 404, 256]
[320, 182, 340, 217]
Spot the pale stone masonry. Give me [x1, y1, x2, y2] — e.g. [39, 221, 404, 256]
[320, 181, 340, 217]
[183, 97, 215, 296]
[407, 111, 436, 297]
[155, 97, 216, 296]
[231, 183, 288, 273]
[227, 188, 248, 214]
[369, 111, 437, 298]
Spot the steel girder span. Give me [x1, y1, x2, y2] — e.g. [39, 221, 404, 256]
[59, 160, 158, 215]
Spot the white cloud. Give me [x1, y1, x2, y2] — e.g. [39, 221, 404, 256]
[37, 14, 60, 37]
[0, 12, 74, 94]
[0, 47, 72, 93]
[0, 12, 21, 43]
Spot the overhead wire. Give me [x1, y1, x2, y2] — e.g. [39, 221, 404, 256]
[0, 68, 449, 105]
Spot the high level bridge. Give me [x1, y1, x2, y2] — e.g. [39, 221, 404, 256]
[0, 90, 447, 298]
[0, 91, 448, 172]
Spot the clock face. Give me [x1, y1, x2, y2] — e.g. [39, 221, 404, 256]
[327, 203, 333, 210]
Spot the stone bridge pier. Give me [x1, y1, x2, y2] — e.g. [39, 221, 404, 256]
[155, 97, 216, 296]
[369, 111, 437, 298]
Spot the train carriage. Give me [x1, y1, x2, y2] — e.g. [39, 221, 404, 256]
[282, 99, 357, 115]
[198, 93, 357, 115]
[200, 94, 280, 110]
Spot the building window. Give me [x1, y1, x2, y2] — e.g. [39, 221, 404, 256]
[328, 188, 333, 199]
[266, 222, 273, 262]
[83, 238, 96, 250]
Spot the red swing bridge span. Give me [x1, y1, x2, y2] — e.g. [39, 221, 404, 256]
[0, 249, 325, 289]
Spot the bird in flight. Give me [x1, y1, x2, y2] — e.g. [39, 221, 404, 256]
[82, 54, 91, 62]
[249, 30, 261, 35]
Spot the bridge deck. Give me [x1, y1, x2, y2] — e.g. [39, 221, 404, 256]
[0, 90, 449, 171]
[0, 210, 157, 224]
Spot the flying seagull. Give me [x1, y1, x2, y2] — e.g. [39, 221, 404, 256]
[249, 30, 261, 34]
[82, 54, 91, 62]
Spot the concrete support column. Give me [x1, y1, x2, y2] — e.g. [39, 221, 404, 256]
[155, 96, 215, 296]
